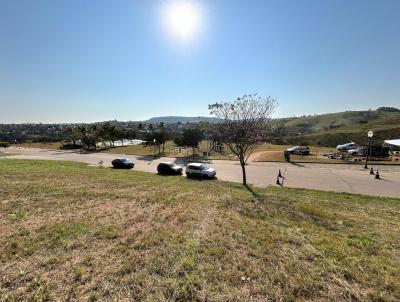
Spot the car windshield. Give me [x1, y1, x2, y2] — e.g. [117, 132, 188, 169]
[200, 164, 209, 170]
[168, 163, 177, 167]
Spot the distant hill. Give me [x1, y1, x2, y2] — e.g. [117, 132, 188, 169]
[144, 116, 220, 124]
[277, 109, 400, 146]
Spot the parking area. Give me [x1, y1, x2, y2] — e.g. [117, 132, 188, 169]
[4, 147, 400, 198]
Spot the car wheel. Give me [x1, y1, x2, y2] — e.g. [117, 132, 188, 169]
[186, 172, 191, 177]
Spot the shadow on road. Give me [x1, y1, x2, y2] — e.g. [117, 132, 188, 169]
[173, 157, 212, 165]
[375, 178, 392, 182]
[134, 156, 157, 164]
[287, 161, 305, 168]
[43, 149, 84, 155]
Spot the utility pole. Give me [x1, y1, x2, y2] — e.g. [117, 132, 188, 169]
[364, 130, 374, 169]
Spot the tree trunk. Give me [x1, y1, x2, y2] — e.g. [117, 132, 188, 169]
[240, 157, 247, 185]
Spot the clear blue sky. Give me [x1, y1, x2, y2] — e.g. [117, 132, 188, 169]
[1, 0, 399, 123]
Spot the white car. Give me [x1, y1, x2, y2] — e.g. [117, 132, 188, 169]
[336, 142, 359, 152]
[348, 148, 362, 156]
[185, 163, 216, 179]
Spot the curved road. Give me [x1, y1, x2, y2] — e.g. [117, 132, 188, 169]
[3, 147, 400, 198]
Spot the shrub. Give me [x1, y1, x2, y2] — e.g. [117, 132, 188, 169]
[0, 141, 10, 148]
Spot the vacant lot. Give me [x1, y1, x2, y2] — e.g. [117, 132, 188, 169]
[1, 160, 399, 301]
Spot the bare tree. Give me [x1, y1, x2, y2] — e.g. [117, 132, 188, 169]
[209, 94, 276, 185]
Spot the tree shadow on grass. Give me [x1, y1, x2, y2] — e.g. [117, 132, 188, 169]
[185, 175, 218, 182]
[244, 184, 268, 202]
[156, 173, 183, 177]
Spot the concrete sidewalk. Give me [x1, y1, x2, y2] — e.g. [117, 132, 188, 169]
[3, 147, 400, 198]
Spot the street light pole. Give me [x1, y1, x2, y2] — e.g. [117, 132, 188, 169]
[153, 139, 156, 158]
[364, 130, 374, 169]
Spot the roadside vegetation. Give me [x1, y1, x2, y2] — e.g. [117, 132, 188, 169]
[1, 159, 399, 301]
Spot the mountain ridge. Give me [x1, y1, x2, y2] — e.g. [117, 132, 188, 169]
[144, 116, 220, 124]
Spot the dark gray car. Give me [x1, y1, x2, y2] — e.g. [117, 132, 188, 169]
[111, 158, 134, 169]
[286, 146, 310, 155]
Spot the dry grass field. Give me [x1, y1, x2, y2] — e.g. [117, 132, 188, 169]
[15, 142, 62, 150]
[1, 160, 400, 301]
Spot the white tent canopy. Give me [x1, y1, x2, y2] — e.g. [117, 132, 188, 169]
[384, 139, 400, 147]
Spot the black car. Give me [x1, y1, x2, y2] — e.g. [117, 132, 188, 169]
[157, 162, 183, 175]
[111, 158, 134, 169]
[286, 146, 310, 155]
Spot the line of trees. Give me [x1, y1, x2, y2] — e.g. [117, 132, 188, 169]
[143, 123, 170, 154]
[174, 128, 204, 156]
[64, 122, 136, 151]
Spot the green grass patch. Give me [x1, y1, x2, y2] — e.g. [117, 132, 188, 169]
[8, 209, 28, 221]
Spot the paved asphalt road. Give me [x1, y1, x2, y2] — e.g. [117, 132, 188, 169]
[3, 147, 400, 198]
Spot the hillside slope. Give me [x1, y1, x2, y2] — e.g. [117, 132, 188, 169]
[1, 160, 400, 301]
[278, 110, 400, 146]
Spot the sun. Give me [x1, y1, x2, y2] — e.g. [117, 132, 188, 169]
[163, 0, 202, 41]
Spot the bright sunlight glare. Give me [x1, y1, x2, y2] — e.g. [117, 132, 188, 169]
[162, 0, 202, 41]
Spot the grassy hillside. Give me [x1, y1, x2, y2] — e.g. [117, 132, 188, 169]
[279, 110, 400, 146]
[1, 160, 400, 301]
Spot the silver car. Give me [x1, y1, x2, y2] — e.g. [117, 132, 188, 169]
[185, 163, 216, 179]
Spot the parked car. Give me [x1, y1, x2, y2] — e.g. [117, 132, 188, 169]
[111, 158, 134, 169]
[347, 148, 362, 156]
[346, 146, 390, 157]
[185, 163, 216, 179]
[157, 162, 183, 175]
[336, 142, 359, 152]
[286, 146, 310, 155]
